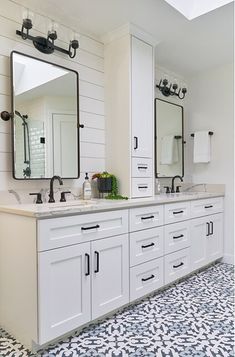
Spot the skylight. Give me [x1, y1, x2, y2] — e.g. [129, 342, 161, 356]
[164, 0, 233, 20]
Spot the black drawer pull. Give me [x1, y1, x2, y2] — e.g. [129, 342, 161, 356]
[85, 253, 90, 276]
[141, 215, 154, 221]
[81, 224, 100, 231]
[206, 222, 210, 236]
[173, 210, 184, 215]
[173, 262, 184, 269]
[142, 274, 155, 282]
[138, 166, 148, 170]
[134, 136, 138, 150]
[94, 251, 99, 273]
[173, 234, 184, 240]
[205, 205, 213, 209]
[138, 186, 148, 189]
[141, 242, 155, 249]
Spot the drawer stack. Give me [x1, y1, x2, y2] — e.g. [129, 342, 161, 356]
[129, 205, 164, 301]
[131, 158, 153, 198]
[164, 202, 191, 284]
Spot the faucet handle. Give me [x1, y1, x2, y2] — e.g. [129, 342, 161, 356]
[60, 191, 71, 202]
[164, 186, 170, 194]
[29, 192, 43, 204]
[176, 185, 181, 193]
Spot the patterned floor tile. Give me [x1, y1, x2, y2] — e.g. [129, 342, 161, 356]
[0, 262, 234, 357]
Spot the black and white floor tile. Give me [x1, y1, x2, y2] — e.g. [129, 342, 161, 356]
[0, 262, 234, 357]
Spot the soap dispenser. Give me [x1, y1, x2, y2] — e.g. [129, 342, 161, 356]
[83, 173, 92, 200]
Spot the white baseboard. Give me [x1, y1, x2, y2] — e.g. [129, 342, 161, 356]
[222, 254, 234, 265]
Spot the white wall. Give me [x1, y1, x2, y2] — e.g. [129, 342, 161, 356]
[0, 0, 105, 191]
[185, 63, 234, 264]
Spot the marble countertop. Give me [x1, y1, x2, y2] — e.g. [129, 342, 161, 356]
[0, 192, 224, 219]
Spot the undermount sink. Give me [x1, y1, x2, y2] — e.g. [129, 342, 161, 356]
[39, 200, 98, 208]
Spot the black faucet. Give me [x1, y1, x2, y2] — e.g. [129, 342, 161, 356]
[171, 175, 183, 193]
[48, 175, 63, 203]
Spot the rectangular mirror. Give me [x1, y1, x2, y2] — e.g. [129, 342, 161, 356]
[155, 98, 184, 178]
[11, 51, 80, 179]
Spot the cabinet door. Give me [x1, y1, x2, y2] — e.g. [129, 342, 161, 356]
[131, 36, 153, 158]
[190, 217, 207, 271]
[38, 243, 91, 344]
[207, 213, 223, 264]
[91, 234, 129, 319]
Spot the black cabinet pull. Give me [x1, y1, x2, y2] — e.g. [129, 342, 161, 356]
[94, 251, 99, 273]
[173, 210, 184, 215]
[173, 234, 184, 240]
[81, 224, 100, 231]
[85, 253, 90, 276]
[206, 222, 210, 236]
[210, 221, 214, 235]
[142, 274, 154, 282]
[138, 186, 148, 189]
[173, 262, 184, 269]
[138, 166, 148, 170]
[205, 205, 213, 209]
[134, 136, 138, 150]
[141, 215, 154, 221]
[141, 242, 155, 249]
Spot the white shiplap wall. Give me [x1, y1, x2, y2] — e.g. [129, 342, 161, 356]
[0, 0, 105, 191]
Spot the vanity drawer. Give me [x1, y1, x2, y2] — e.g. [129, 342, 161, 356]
[131, 178, 153, 198]
[164, 248, 190, 284]
[130, 227, 164, 267]
[191, 197, 224, 218]
[130, 257, 164, 301]
[164, 221, 190, 255]
[37, 210, 128, 251]
[164, 201, 190, 224]
[132, 158, 152, 178]
[130, 205, 164, 232]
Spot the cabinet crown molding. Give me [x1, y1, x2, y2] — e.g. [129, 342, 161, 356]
[101, 22, 159, 46]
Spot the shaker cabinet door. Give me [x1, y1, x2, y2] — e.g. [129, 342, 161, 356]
[206, 213, 223, 264]
[38, 242, 91, 344]
[91, 234, 129, 320]
[190, 217, 207, 271]
[131, 36, 153, 158]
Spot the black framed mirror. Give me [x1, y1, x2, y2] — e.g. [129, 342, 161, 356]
[155, 98, 184, 178]
[11, 51, 80, 179]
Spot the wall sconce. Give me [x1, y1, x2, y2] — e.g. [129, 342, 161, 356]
[156, 79, 187, 99]
[16, 10, 79, 59]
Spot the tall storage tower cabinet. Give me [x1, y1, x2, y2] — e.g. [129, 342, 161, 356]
[104, 25, 156, 198]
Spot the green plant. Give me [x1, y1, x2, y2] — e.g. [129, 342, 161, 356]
[92, 171, 128, 200]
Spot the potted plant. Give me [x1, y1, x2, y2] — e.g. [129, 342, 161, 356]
[92, 171, 128, 200]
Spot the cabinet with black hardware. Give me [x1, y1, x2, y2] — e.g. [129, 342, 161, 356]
[190, 213, 223, 271]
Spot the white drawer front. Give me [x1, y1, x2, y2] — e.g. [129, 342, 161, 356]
[132, 178, 153, 198]
[130, 227, 164, 266]
[191, 197, 224, 218]
[132, 158, 152, 178]
[164, 248, 190, 284]
[130, 257, 164, 301]
[164, 221, 190, 255]
[38, 210, 128, 251]
[130, 205, 164, 232]
[164, 202, 190, 224]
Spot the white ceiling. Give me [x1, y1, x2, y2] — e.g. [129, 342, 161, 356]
[18, 0, 234, 77]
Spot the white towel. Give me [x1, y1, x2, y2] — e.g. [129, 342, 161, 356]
[193, 131, 211, 163]
[160, 135, 178, 165]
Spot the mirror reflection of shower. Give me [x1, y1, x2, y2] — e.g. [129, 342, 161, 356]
[15, 110, 31, 178]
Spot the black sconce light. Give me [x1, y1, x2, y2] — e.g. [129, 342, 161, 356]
[16, 11, 79, 59]
[156, 78, 187, 99]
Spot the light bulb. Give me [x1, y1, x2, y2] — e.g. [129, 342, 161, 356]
[22, 7, 34, 21]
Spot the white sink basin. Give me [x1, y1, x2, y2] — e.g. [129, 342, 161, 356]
[39, 200, 98, 209]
